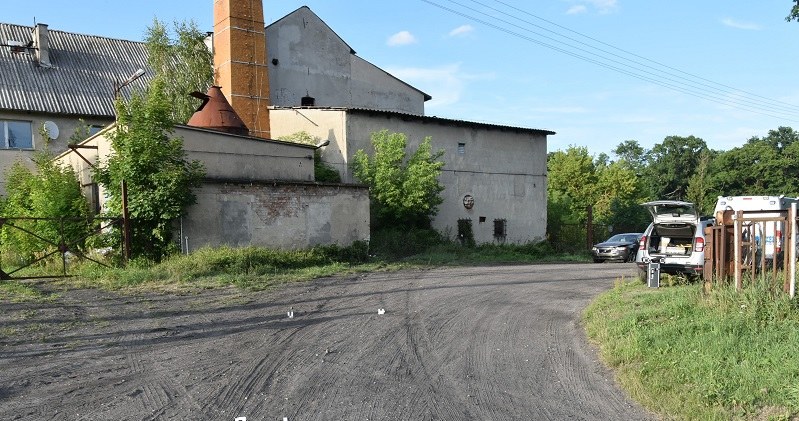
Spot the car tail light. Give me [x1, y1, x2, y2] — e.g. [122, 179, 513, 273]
[776, 230, 783, 253]
[695, 236, 705, 252]
[639, 235, 646, 249]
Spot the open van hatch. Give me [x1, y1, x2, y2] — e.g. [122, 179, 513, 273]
[647, 223, 695, 256]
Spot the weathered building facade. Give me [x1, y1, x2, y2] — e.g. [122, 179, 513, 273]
[270, 108, 551, 244]
[56, 124, 370, 251]
[0, 22, 149, 194]
[3, 2, 554, 247]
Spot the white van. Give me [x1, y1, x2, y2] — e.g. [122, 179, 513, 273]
[636, 200, 713, 278]
[713, 195, 799, 260]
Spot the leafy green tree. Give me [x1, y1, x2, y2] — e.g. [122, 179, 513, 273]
[613, 139, 647, 175]
[547, 146, 597, 222]
[1, 155, 90, 263]
[145, 18, 214, 124]
[96, 77, 205, 261]
[644, 135, 709, 200]
[351, 130, 444, 229]
[278, 131, 341, 183]
[686, 149, 717, 214]
[706, 127, 799, 199]
[788, 1, 799, 21]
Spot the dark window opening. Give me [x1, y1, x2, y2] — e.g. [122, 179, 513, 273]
[479, 216, 486, 223]
[457, 142, 465, 154]
[84, 183, 100, 214]
[301, 96, 315, 106]
[493, 219, 507, 239]
[457, 218, 475, 247]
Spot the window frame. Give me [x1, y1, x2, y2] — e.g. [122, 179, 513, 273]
[1, 119, 34, 150]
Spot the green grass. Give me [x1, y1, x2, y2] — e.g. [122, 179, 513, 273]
[584, 275, 799, 420]
[9, 237, 587, 294]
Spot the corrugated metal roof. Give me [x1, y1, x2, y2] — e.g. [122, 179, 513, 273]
[0, 23, 151, 117]
[271, 106, 557, 136]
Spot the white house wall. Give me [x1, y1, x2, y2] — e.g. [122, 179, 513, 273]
[265, 7, 425, 115]
[269, 108, 352, 180]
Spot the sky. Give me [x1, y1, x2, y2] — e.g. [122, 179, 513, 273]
[4, 0, 799, 157]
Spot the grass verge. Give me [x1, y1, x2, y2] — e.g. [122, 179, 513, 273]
[584, 275, 799, 420]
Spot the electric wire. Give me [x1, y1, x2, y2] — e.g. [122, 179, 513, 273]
[420, 0, 799, 123]
[486, 0, 799, 114]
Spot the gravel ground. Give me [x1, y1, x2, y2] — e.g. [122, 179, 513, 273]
[0, 263, 653, 420]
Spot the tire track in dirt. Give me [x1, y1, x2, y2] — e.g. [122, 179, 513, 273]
[0, 263, 652, 420]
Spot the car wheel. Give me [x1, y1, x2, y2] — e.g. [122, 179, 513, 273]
[627, 251, 636, 263]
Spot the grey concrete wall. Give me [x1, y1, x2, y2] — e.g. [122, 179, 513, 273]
[175, 126, 315, 182]
[179, 181, 370, 251]
[270, 107, 549, 244]
[265, 7, 426, 115]
[345, 112, 547, 244]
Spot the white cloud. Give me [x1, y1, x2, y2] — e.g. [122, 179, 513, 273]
[385, 63, 494, 108]
[566, 5, 587, 15]
[565, 0, 618, 15]
[448, 25, 474, 37]
[387, 31, 417, 46]
[721, 18, 761, 30]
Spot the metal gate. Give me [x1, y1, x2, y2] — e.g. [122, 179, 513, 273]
[0, 216, 126, 281]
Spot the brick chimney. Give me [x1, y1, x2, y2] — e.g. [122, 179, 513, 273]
[32, 23, 51, 68]
[213, 0, 270, 138]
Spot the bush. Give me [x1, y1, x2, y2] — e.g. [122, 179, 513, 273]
[369, 227, 445, 259]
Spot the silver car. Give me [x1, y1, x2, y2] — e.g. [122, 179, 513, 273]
[636, 200, 713, 278]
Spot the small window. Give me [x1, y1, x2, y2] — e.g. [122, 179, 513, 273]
[88, 125, 103, 136]
[457, 142, 465, 154]
[2, 120, 33, 149]
[493, 219, 507, 239]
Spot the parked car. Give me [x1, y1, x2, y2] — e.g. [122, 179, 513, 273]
[635, 200, 713, 278]
[592, 233, 642, 263]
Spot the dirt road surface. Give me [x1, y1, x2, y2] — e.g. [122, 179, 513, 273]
[1, 263, 652, 420]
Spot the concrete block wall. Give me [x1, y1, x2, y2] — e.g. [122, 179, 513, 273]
[178, 181, 370, 251]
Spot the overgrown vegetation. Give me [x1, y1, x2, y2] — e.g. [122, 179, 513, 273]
[584, 276, 799, 420]
[144, 18, 214, 124]
[0, 148, 90, 265]
[95, 77, 205, 261]
[277, 131, 342, 183]
[352, 130, 445, 229]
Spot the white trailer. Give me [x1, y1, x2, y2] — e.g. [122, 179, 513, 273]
[714, 195, 799, 259]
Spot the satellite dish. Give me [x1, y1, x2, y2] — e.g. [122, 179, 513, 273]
[43, 121, 59, 140]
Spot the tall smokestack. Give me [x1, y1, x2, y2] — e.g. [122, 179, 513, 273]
[213, 0, 271, 138]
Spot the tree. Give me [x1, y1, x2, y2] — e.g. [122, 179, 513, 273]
[685, 149, 716, 214]
[95, 77, 205, 260]
[145, 18, 214, 124]
[706, 127, 799, 199]
[278, 131, 341, 183]
[547, 146, 597, 222]
[644, 135, 709, 200]
[787, 1, 799, 21]
[612, 139, 647, 175]
[351, 130, 444, 229]
[1, 154, 90, 263]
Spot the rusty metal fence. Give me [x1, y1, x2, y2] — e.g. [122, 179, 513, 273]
[703, 206, 798, 297]
[0, 216, 126, 281]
